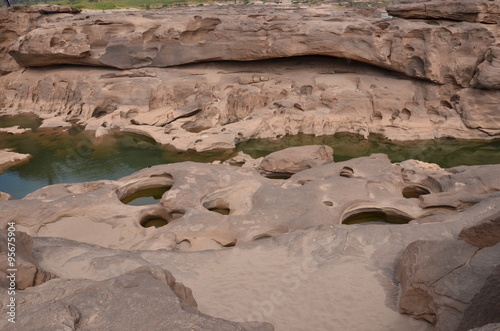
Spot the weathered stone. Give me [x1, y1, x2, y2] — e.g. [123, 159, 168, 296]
[387, 0, 500, 24]
[257, 145, 334, 178]
[472, 43, 500, 90]
[398, 240, 500, 331]
[0, 5, 81, 75]
[459, 211, 500, 248]
[0, 126, 31, 134]
[222, 151, 263, 168]
[1, 2, 500, 148]
[1, 57, 495, 152]
[6, 5, 494, 87]
[467, 323, 500, 331]
[455, 88, 500, 135]
[0, 266, 273, 331]
[0, 230, 56, 290]
[0, 149, 32, 174]
[457, 266, 500, 331]
[0, 192, 12, 201]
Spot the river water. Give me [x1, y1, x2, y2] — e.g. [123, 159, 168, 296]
[1, 114, 500, 199]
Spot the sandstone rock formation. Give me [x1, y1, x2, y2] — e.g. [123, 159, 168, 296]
[0, 263, 273, 331]
[2, 153, 499, 251]
[0, 2, 499, 151]
[0, 192, 12, 201]
[0, 230, 56, 289]
[0, 149, 31, 173]
[398, 240, 500, 331]
[1, 2, 500, 330]
[1, 153, 500, 329]
[7, 5, 493, 87]
[0, 5, 81, 75]
[471, 43, 500, 89]
[459, 213, 500, 248]
[257, 145, 333, 178]
[387, 0, 500, 24]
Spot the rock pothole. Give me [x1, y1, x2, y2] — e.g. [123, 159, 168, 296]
[402, 185, 431, 199]
[117, 174, 174, 206]
[140, 216, 169, 228]
[203, 199, 231, 215]
[342, 208, 413, 225]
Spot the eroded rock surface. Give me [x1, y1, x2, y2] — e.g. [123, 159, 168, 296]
[0, 230, 56, 290]
[1, 154, 499, 330]
[257, 145, 333, 178]
[0, 264, 273, 331]
[1, 154, 500, 251]
[398, 240, 500, 331]
[0, 149, 32, 173]
[387, 0, 500, 24]
[0, 2, 499, 150]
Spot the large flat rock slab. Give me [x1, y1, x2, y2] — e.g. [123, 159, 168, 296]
[6, 5, 496, 87]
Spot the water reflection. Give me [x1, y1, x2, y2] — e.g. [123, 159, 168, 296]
[1, 114, 500, 199]
[236, 133, 500, 168]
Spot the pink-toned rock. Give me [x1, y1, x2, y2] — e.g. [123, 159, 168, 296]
[387, 0, 500, 24]
[0, 149, 32, 173]
[0, 230, 56, 290]
[6, 5, 494, 86]
[472, 43, 500, 90]
[257, 145, 334, 178]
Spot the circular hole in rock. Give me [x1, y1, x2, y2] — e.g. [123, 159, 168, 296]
[121, 187, 170, 206]
[176, 239, 192, 251]
[342, 208, 412, 225]
[402, 186, 430, 199]
[203, 199, 231, 216]
[340, 167, 354, 178]
[140, 216, 169, 228]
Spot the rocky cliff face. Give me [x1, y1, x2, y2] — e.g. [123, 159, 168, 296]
[1, 1, 499, 151]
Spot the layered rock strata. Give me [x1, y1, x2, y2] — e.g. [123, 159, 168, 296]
[0, 2, 499, 152]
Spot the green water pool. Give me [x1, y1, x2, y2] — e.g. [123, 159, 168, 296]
[1, 113, 500, 199]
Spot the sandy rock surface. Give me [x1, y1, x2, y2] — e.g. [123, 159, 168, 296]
[1, 152, 500, 330]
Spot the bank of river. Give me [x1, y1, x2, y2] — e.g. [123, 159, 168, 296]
[1, 114, 500, 199]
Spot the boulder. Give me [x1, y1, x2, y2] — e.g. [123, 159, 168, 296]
[397, 240, 500, 331]
[0, 230, 56, 290]
[257, 145, 334, 178]
[0, 192, 12, 201]
[459, 211, 500, 248]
